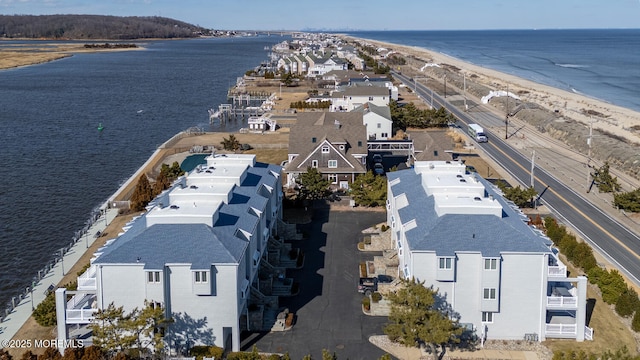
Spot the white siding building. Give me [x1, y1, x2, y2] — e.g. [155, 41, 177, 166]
[330, 86, 390, 112]
[56, 154, 283, 353]
[352, 102, 393, 140]
[386, 161, 592, 342]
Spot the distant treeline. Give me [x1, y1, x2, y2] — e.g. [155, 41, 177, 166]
[0, 15, 213, 39]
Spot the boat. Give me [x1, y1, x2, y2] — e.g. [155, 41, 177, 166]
[97, 123, 104, 132]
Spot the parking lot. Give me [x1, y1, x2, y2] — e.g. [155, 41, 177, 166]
[241, 202, 389, 359]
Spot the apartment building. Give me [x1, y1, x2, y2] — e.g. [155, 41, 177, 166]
[56, 153, 283, 353]
[386, 161, 592, 342]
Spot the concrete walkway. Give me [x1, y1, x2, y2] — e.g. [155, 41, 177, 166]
[0, 208, 118, 341]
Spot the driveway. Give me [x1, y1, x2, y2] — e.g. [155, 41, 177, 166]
[241, 202, 389, 359]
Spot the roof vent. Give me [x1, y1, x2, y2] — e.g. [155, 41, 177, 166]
[456, 174, 463, 178]
[460, 179, 467, 183]
[170, 205, 180, 209]
[190, 185, 198, 189]
[474, 197, 481, 201]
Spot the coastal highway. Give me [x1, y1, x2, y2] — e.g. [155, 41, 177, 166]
[394, 71, 640, 286]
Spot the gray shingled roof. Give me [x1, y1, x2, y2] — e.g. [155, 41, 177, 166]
[94, 161, 282, 269]
[388, 169, 552, 258]
[286, 112, 367, 173]
[94, 223, 245, 269]
[352, 102, 392, 121]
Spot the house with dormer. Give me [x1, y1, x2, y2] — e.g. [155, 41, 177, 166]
[306, 53, 348, 77]
[352, 102, 393, 140]
[330, 86, 390, 112]
[284, 112, 367, 190]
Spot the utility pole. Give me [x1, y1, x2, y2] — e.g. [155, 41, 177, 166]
[531, 150, 535, 187]
[463, 73, 468, 111]
[444, 73, 447, 98]
[505, 84, 509, 139]
[586, 117, 593, 191]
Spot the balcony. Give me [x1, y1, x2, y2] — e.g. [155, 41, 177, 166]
[547, 283, 577, 309]
[77, 266, 97, 290]
[66, 293, 97, 324]
[545, 323, 577, 337]
[548, 265, 567, 278]
[547, 295, 578, 308]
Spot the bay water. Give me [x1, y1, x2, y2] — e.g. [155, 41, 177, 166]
[0, 36, 281, 310]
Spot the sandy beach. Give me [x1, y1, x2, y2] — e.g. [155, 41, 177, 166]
[0, 43, 143, 70]
[342, 35, 640, 180]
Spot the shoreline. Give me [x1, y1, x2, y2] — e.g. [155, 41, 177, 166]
[0, 43, 145, 70]
[343, 35, 640, 147]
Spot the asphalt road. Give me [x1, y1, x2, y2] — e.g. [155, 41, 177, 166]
[395, 71, 640, 286]
[241, 204, 389, 359]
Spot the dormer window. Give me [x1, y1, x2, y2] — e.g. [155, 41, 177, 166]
[339, 145, 345, 151]
[194, 271, 208, 283]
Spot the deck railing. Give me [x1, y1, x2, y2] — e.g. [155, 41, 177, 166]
[585, 326, 594, 340]
[66, 308, 96, 324]
[548, 265, 567, 277]
[546, 295, 577, 308]
[545, 323, 577, 335]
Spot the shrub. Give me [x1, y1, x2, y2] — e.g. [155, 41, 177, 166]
[615, 288, 640, 318]
[362, 296, 371, 311]
[381, 224, 389, 232]
[371, 292, 383, 303]
[359, 262, 367, 277]
[598, 269, 628, 304]
[633, 310, 640, 332]
[189, 346, 224, 360]
[33, 293, 57, 327]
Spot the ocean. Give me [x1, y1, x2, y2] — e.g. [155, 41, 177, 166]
[2, 28, 639, 315]
[346, 29, 640, 112]
[0, 36, 282, 311]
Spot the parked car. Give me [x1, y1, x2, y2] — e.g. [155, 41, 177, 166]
[376, 274, 394, 283]
[373, 163, 385, 175]
[372, 154, 383, 163]
[358, 277, 378, 296]
[240, 143, 252, 150]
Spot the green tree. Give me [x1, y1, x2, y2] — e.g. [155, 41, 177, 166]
[350, 171, 387, 207]
[89, 303, 136, 356]
[33, 292, 57, 327]
[496, 182, 538, 208]
[160, 161, 184, 180]
[615, 287, 640, 318]
[632, 309, 640, 332]
[130, 174, 153, 212]
[384, 278, 463, 360]
[220, 134, 241, 151]
[126, 301, 172, 355]
[591, 162, 621, 193]
[295, 167, 330, 200]
[614, 188, 640, 213]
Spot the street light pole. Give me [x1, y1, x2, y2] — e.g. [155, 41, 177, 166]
[505, 84, 509, 139]
[444, 74, 447, 98]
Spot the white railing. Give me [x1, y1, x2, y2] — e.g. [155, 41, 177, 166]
[66, 308, 97, 324]
[77, 266, 98, 290]
[545, 323, 577, 335]
[548, 265, 567, 277]
[547, 296, 578, 308]
[585, 326, 594, 340]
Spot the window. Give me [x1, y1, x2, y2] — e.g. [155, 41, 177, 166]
[328, 174, 337, 184]
[357, 141, 362, 147]
[147, 271, 161, 283]
[312, 137, 317, 143]
[195, 271, 208, 283]
[311, 160, 318, 168]
[369, 96, 374, 101]
[381, 133, 388, 138]
[339, 145, 345, 151]
[438, 257, 452, 270]
[484, 258, 498, 270]
[377, 123, 381, 128]
[483, 288, 496, 300]
[482, 312, 493, 323]
[328, 160, 337, 168]
[322, 145, 330, 153]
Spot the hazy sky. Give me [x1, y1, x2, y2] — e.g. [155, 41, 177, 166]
[1, 0, 639, 30]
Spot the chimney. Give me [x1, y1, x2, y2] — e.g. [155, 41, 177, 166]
[334, 119, 341, 129]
